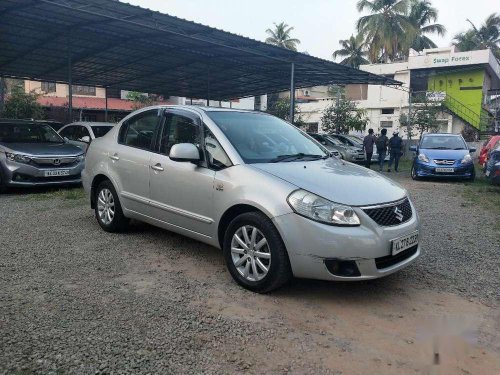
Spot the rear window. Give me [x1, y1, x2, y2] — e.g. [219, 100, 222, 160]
[91, 126, 113, 138]
[0, 123, 64, 143]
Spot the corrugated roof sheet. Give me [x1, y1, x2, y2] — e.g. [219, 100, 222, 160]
[0, 0, 400, 101]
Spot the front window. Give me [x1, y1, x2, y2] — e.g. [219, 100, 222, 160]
[0, 123, 64, 143]
[91, 126, 113, 138]
[207, 111, 327, 164]
[420, 136, 466, 150]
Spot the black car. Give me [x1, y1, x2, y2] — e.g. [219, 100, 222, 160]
[485, 146, 500, 185]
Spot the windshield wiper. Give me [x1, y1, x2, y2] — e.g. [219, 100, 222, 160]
[269, 153, 326, 163]
[426, 146, 449, 149]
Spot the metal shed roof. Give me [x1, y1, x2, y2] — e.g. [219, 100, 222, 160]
[0, 0, 400, 101]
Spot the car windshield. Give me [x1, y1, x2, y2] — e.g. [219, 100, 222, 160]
[0, 123, 64, 143]
[345, 135, 363, 145]
[420, 136, 466, 150]
[91, 125, 113, 138]
[324, 135, 343, 146]
[207, 111, 327, 163]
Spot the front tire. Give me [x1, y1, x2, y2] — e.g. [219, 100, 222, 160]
[411, 164, 420, 180]
[467, 168, 476, 182]
[94, 180, 129, 232]
[223, 212, 292, 293]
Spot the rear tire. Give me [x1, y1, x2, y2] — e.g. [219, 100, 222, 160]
[94, 180, 129, 232]
[223, 212, 292, 293]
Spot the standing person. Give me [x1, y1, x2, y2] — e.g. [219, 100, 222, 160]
[388, 131, 403, 172]
[375, 128, 388, 172]
[362, 128, 376, 168]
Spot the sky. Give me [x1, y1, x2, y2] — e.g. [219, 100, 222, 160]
[125, 0, 498, 61]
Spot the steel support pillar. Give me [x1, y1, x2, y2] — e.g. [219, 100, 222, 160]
[68, 54, 73, 122]
[105, 87, 108, 122]
[289, 62, 295, 124]
[0, 76, 5, 113]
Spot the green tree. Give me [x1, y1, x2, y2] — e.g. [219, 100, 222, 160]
[265, 22, 301, 51]
[453, 13, 500, 59]
[356, 0, 414, 62]
[266, 98, 304, 125]
[407, 0, 446, 51]
[0, 86, 45, 120]
[399, 93, 443, 139]
[320, 98, 368, 134]
[333, 34, 369, 68]
[126, 91, 158, 110]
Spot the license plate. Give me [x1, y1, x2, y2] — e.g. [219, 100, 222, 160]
[44, 169, 70, 177]
[391, 231, 419, 256]
[435, 167, 454, 173]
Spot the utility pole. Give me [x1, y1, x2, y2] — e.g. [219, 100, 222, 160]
[289, 62, 295, 124]
[407, 88, 413, 152]
[0, 77, 5, 114]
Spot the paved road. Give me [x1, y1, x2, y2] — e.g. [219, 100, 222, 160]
[1, 175, 499, 374]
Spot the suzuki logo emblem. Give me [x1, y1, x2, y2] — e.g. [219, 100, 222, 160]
[394, 207, 404, 222]
[53, 159, 61, 165]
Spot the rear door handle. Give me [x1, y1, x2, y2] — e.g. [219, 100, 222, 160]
[109, 153, 119, 161]
[151, 163, 164, 172]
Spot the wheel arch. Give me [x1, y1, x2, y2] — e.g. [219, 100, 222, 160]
[217, 204, 271, 249]
[90, 174, 112, 208]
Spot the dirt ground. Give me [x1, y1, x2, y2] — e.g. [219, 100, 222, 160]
[1, 170, 499, 374]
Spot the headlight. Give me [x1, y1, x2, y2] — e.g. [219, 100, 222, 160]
[287, 189, 360, 226]
[76, 154, 85, 162]
[418, 153, 429, 163]
[5, 152, 31, 164]
[461, 154, 472, 164]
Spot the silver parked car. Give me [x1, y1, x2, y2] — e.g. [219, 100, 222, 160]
[82, 106, 421, 292]
[325, 134, 366, 162]
[58, 121, 115, 152]
[0, 119, 85, 190]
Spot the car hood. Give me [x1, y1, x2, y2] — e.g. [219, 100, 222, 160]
[251, 158, 406, 206]
[419, 148, 469, 160]
[0, 142, 83, 156]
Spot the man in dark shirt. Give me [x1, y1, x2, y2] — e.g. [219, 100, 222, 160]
[375, 128, 388, 172]
[362, 128, 376, 168]
[388, 131, 403, 172]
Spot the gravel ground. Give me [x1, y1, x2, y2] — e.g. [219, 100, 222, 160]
[0, 174, 499, 374]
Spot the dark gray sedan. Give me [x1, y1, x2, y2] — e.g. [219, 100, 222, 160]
[0, 119, 85, 190]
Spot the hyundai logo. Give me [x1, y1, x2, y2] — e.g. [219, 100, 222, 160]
[53, 159, 61, 166]
[394, 207, 404, 222]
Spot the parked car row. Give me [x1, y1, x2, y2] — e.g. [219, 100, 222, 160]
[0, 119, 115, 191]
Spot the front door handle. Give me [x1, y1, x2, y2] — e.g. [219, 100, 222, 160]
[109, 153, 119, 161]
[151, 163, 164, 172]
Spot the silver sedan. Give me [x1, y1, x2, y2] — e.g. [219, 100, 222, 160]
[82, 106, 421, 293]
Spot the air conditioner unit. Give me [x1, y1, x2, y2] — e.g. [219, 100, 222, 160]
[303, 90, 310, 97]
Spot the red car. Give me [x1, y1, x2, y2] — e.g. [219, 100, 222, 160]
[479, 135, 500, 167]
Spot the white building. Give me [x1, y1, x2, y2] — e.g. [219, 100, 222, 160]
[298, 47, 500, 138]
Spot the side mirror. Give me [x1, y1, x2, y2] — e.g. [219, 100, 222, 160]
[469, 147, 476, 153]
[169, 143, 200, 163]
[409, 145, 417, 152]
[80, 136, 91, 144]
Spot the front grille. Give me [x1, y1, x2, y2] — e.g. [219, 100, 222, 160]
[375, 245, 418, 269]
[434, 159, 455, 165]
[31, 156, 78, 168]
[363, 198, 412, 226]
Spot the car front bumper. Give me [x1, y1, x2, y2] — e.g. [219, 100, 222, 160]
[414, 161, 474, 178]
[272, 202, 421, 281]
[0, 158, 84, 187]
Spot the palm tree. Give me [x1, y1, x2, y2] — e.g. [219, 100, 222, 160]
[265, 22, 301, 51]
[356, 0, 414, 63]
[333, 34, 370, 68]
[453, 13, 500, 59]
[407, 0, 446, 51]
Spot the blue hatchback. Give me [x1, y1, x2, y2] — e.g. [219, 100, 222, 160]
[410, 134, 476, 181]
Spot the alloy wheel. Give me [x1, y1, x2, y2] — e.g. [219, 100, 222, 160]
[230, 225, 271, 282]
[97, 188, 115, 225]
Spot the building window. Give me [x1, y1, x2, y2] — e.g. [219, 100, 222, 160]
[41, 82, 56, 93]
[381, 108, 395, 115]
[380, 121, 393, 128]
[73, 85, 96, 96]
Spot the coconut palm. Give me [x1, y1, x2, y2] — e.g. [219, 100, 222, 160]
[407, 0, 446, 51]
[333, 34, 370, 68]
[453, 13, 500, 59]
[356, 0, 414, 63]
[265, 22, 301, 51]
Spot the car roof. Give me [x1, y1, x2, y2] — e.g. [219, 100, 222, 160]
[0, 118, 60, 125]
[133, 104, 264, 115]
[66, 121, 115, 127]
